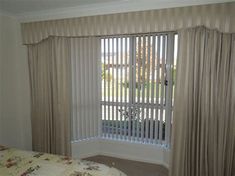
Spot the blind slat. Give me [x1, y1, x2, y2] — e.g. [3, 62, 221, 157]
[132, 37, 137, 141]
[112, 38, 115, 138]
[159, 35, 166, 144]
[145, 35, 151, 142]
[150, 35, 156, 143]
[103, 39, 107, 138]
[107, 39, 111, 138]
[155, 35, 160, 143]
[115, 38, 119, 138]
[136, 36, 141, 142]
[124, 38, 128, 140]
[141, 36, 146, 142]
[120, 38, 123, 140]
[128, 37, 133, 141]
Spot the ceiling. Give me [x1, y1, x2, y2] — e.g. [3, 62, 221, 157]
[0, 0, 234, 22]
[0, 0, 233, 14]
[0, 0, 125, 14]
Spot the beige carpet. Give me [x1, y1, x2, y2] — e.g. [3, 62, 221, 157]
[84, 155, 168, 176]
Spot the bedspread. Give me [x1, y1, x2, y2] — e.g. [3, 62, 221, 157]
[0, 145, 126, 176]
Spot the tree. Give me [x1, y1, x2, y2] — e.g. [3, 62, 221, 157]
[102, 63, 113, 82]
[135, 37, 158, 85]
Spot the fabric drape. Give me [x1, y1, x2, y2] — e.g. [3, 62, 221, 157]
[28, 37, 71, 156]
[71, 37, 101, 141]
[170, 26, 235, 176]
[21, 2, 235, 45]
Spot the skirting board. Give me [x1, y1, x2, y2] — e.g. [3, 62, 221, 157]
[71, 138, 170, 169]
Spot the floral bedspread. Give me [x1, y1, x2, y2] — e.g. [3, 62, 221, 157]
[0, 145, 126, 176]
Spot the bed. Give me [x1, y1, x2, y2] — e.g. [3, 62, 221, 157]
[0, 145, 126, 176]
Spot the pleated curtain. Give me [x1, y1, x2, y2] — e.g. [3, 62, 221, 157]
[70, 37, 101, 141]
[28, 37, 71, 156]
[28, 36, 100, 155]
[170, 26, 235, 176]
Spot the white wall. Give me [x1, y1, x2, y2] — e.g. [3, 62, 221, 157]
[0, 14, 31, 150]
[0, 15, 3, 142]
[72, 139, 101, 158]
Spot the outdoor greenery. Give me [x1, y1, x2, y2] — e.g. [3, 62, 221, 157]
[101, 36, 177, 99]
[101, 68, 176, 100]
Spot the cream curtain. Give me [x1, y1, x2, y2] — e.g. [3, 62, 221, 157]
[28, 37, 71, 156]
[171, 26, 235, 176]
[71, 37, 101, 141]
[21, 2, 235, 45]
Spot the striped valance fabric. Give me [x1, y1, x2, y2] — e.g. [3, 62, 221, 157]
[21, 2, 235, 45]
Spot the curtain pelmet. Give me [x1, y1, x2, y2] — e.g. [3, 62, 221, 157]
[22, 2, 235, 45]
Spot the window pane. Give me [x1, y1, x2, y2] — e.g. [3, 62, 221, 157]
[101, 33, 177, 146]
[101, 38, 130, 103]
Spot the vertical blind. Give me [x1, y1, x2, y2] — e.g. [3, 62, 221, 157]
[71, 37, 101, 141]
[101, 33, 177, 146]
[71, 34, 177, 146]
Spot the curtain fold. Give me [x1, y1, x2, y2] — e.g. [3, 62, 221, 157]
[170, 26, 235, 176]
[71, 37, 101, 141]
[21, 2, 235, 45]
[28, 37, 71, 156]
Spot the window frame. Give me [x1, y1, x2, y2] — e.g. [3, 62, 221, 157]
[100, 32, 177, 147]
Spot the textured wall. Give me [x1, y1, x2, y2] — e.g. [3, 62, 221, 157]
[0, 14, 31, 150]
